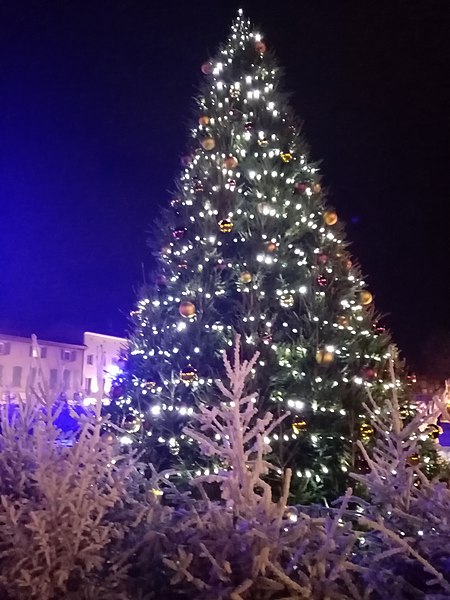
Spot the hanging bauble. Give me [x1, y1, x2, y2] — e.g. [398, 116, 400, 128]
[103, 431, 118, 445]
[323, 210, 338, 226]
[226, 178, 237, 192]
[313, 183, 322, 193]
[257, 202, 271, 215]
[193, 178, 204, 193]
[240, 271, 252, 284]
[360, 423, 374, 441]
[266, 241, 277, 253]
[294, 182, 307, 194]
[359, 290, 373, 306]
[244, 121, 254, 131]
[317, 275, 328, 288]
[201, 61, 213, 74]
[317, 253, 328, 265]
[145, 380, 157, 391]
[337, 315, 349, 327]
[218, 219, 233, 233]
[258, 137, 269, 147]
[171, 196, 182, 207]
[343, 258, 353, 270]
[198, 115, 210, 126]
[223, 155, 238, 169]
[280, 152, 293, 163]
[110, 383, 124, 400]
[426, 423, 442, 441]
[407, 453, 420, 466]
[201, 137, 216, 150]
[362, 367, 377, 381]
[255, 40, 267, 54]
[178, 260, 188, 270]
[315, 348, 335, 365]
[180, 155, 192, 167]
[124, 414, 141, 434]
[373, 322, 386, 334]
[292, 419, 307, 435]
[180, 365, 198, 384]
[280, 293, 294, 308]
[172, 227, 186, 240]
[179, 301, 196, 318]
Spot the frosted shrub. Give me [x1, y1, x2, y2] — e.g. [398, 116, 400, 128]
[0, 384, 156, 600]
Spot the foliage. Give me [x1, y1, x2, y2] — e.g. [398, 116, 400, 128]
[0, 380, 160, 600]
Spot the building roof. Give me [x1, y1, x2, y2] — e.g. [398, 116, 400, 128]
[0, 332, 86, 350]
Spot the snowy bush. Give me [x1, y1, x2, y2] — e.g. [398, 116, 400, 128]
[0, 380, 161, 600]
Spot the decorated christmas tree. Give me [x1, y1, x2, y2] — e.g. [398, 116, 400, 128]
[112, 10, 396, 501]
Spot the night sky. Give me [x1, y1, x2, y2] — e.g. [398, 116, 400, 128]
[1, 1, 450, 371]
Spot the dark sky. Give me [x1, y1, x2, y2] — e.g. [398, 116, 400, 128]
[1, 0, 450, 370]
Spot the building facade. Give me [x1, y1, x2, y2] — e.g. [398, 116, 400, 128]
[0, 331, 127, 403]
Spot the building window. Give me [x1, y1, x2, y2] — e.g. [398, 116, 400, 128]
[61, 350, 76, 362]
[0, 342, 11, 356]
[49, 369, 58, 390]
[63, 369, 71, 389]
[30, 346, 47, 358]
[85, 378, 92, 394]
[12, 366, 22, 387]
[87, 354, 94, 365]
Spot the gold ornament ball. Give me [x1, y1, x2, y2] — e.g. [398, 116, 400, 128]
[240, 271, 252, 284]
[426, 424, 442, 441]
[180, 365, 198, 384]
[124, 416, 141, 434]
[223, 155, 238, 169]
[280, 293, 294, 308]
[280, 152, 293, 163]
[408, 453, 420, 466]
[218, 219, 233, 233]
[103, 432, 117, 445]
[337, 315, 349, 327]
[179, 301, 196, 318]
[255, 40, 267, 53]
[258, 137, 269, 147]
[266, 241, 277, 253]
[292, 419, 307, 434]
[201, 137, 216, 150]
[359, 291, 373, 306]
[323, 210, 338, 226]
[360, 423, 374, 439]
[315, 348, 335, 365]
[198, 115, 210, 126]
[313, 183, 322, 193]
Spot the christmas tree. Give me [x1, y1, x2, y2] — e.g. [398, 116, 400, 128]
[113, 10, 395, 501]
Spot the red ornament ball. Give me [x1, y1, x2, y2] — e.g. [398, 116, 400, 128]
[201, 61, 213, 74]
[255, 40, 267, 54]
[172, 227, 186, 240]
[317, 275, 328, 288]
[294, 182, 307, 194]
